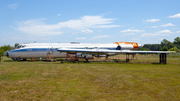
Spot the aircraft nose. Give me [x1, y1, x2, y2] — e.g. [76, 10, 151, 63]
[4, 51, 9, 57]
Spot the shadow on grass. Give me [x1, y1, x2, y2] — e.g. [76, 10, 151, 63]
[151, 62, 166, 65]
[2, 59, 169, 65]
[3, 59, 43, 62]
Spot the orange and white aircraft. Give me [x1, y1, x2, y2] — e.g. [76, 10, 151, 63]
[4, 42, 175, 63]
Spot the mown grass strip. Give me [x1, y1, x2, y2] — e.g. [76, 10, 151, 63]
[0, 61, 180, 100]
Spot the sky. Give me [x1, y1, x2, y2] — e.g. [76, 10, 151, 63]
[0, 0, 180, 46]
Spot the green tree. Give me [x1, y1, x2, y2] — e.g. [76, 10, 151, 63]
[140, 47, 150, 51]
[0, 49, 4, 56]
[161, 39, 174, 49]
[161, 46, 168, 51]
[173, 37, 180, 49]
[168, 46, 179, 52]
[0, 45, 13, 56]
[143, 44, 161, 51]
[14, 43, 19, 48]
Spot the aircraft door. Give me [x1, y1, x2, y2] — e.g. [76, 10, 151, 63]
[49, 45, 54, 54]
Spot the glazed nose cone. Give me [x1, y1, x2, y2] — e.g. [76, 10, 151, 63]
[4, 51, 9, 57]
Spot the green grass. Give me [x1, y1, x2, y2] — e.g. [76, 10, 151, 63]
[0, 57, 180, 100]
[111, 54, 180, 64]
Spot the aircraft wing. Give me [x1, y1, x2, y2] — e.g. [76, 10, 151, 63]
[57, 48, 175, 55]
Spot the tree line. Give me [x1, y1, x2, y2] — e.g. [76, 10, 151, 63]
[0, 43, 19, 56]
[140, 37, 180, 52]
[0, 37, 180, 56]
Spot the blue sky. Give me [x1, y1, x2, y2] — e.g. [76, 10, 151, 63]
[0, 0, 180, 46]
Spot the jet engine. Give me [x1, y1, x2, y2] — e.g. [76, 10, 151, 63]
[114, 42, 140, 50]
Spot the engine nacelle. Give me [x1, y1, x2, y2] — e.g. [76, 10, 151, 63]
[114, 42, 140, 50]
[117, 45, 134, 50]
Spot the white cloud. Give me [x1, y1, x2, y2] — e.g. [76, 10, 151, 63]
[8, 3, 19, 10]
[141, 33, 155, 37]
[125, 33, 135, 35]
[157, 30, 172, 34]
[94, 25, 120, 28]
[141, 33, 165, 37]
[144, 19, 160, 22]
[81, 29, 93, 33]
[121, 33, 135, 36]
[130, 38, 141, 41]
[151, 26, 158, 28]
[17, 15, 119, 36]
[168, 13, 180, 18]
[41, 37, 53, 41]
[141, 30, 172, 37]
[17, 18, 62, 36]
[92, 35, 111, 39]
[159, 38, 164, 41]
[151, 23, 175, 28]
[71, 32, 79, 35]
[177, 31, 180, 33]
[57, 16, 119, 29]
[120, 29, 145, 33]
[76, 37, 86, 40]
[58, 14, 61, 16]
[160, 23, 175, 27]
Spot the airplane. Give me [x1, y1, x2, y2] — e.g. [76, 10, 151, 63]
[4, 42, 175, 63]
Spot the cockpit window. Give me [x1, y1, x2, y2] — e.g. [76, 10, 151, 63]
[16, 45, 21, 49]
[21, 45, 26, 48]
[15, 45, 26, 49]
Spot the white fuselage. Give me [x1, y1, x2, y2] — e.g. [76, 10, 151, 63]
[6, 43, 135, 59]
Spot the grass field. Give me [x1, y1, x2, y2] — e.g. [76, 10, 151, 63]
[83, 54, 180, 64]
[0, 56, 180, 100]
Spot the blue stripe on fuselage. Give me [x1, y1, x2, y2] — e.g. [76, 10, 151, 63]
[9, 48, 50, 52]
[9, 47, 119, 53]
